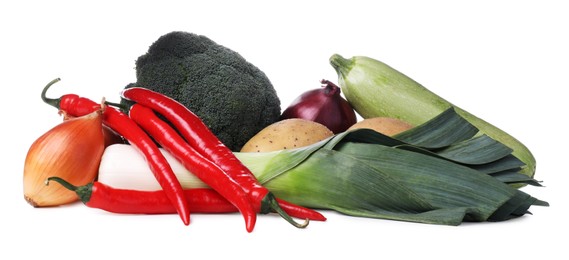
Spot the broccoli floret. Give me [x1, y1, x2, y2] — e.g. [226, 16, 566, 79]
[128, 31, 281, 151]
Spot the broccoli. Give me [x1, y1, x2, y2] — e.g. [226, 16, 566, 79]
[128, 31, 281, 151]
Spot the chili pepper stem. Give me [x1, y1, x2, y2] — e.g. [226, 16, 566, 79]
[105, 101, 129, 113]
[261, 193, 309, 228]
[41, 78, 63, 109]
[46, 177, 93, 204]
[104, 101, 121, 108]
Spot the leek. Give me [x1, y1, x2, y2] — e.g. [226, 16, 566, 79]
[98, 108, 547, 225]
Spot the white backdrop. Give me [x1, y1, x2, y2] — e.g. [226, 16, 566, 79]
[2, 1, 566, 259]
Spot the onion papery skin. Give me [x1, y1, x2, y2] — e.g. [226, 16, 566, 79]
[24, 110, 105, 207]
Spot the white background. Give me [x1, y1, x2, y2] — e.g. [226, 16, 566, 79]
[2, 0, 566, 259]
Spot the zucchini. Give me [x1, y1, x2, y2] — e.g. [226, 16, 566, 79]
[329, 54, 536, 180]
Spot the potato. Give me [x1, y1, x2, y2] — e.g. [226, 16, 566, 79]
[240, 118, 334, 152]
[348, 117, 413, 136]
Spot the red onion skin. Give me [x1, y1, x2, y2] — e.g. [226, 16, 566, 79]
[280, 80, 357, 134]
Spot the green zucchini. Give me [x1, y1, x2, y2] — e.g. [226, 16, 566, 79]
[329, 54, 536, 179]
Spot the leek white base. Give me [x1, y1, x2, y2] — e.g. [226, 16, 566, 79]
[98, 144, 208, 190]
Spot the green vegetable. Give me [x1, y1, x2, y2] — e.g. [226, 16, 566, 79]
[126, 31, 281, 151]
[329, 54, 536, 181]
[98, 108, 547, 225]
[241, 108, 547, 224]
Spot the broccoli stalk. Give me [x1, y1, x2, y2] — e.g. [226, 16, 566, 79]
[126, 31, 281, 151]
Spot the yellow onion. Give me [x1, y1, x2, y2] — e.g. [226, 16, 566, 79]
[24, 109, 105, 207]
[61, 112, 124, 148]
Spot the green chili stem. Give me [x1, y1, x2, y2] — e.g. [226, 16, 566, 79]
[45, 176, 78, 191]
[104, 101, 131, 114]
[104, 101, 123, 108]
[41, 78, 62, 109]
[45, 177, 93, 204]
[262, 193, 309, 228]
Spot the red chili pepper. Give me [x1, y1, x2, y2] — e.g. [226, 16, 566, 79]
[274, 199, 326, 221]
[45, 177, 326, 221]
[122, 87, 326, 227]
[41, 79, 102, 116]
[46, 176, 236, 214]
[41, 79, 191, 225]
[129, 103, 258, 232]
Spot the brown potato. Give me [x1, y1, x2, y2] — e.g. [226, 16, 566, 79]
[240, 118, 334, 152]
[348, 117, 413, 136]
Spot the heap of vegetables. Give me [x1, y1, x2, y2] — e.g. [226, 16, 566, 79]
[34, 79, 323, 232]
[23, 31, 548, 232]
[99, 108, 547, 225]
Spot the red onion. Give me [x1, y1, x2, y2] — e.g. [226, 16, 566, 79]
[280, 79, 357, 133]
